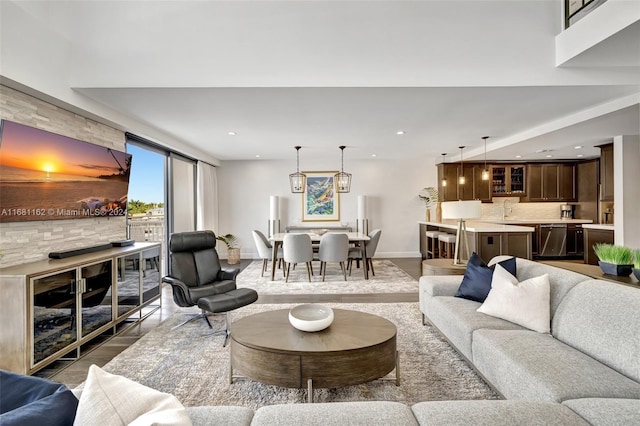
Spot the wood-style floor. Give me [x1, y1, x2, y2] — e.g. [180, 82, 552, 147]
[36, 258, 422, 387]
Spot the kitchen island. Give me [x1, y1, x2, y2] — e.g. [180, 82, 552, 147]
[418, 220, 534, 261]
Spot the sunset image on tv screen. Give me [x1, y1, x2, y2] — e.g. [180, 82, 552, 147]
[0, 120, 132, 222]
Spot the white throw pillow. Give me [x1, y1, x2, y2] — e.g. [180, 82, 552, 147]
[74, 365, 192, 426]
[477, 264, 551, 333]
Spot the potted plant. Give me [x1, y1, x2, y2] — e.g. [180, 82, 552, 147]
[633, 249, 640, 281]
[418, 187, 440, 222]
[216, 233, 241, 265]
[593, 243, 633, 276]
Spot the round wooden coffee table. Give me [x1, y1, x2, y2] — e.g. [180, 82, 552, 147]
[229, 308, 399, 402]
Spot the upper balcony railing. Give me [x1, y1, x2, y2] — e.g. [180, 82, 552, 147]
[565, 0, 607, 28]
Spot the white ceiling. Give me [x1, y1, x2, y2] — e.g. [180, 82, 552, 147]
[5, 0, 640, 163]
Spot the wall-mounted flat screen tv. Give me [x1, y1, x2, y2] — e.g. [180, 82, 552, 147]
[0, 119, 132, 223]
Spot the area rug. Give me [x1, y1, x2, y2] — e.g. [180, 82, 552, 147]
[102, 302, 499, 408]
[235, 259, 418, 294]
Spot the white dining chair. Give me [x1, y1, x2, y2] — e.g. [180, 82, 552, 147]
[318, 233, 349, 281]
[283, 233, 314, 282]
[348, 229, 382, 277]
[252, 230, 282, 277]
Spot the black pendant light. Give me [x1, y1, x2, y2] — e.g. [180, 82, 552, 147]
[334, 145, 352, 193]
[289, 146, 306, 193]
[481, 136, 490, 180]
[440, 153, 448, 187]
[458, 146, 466, 185]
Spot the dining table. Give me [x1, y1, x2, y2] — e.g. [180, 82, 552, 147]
[269, 232, 371, 281]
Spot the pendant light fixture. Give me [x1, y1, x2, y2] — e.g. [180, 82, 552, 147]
[481, 136, 490, 181]
[458, 146, 466, 185]
[289, 146, 306, 193]
[440, 153, 448, 187]
[335, 145, 352, 193]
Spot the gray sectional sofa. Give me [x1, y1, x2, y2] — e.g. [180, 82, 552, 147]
[183, 257, 640, 425]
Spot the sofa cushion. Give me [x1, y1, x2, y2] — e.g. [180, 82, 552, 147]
[424, 296, 525, 361]
[562, 398, 640, 426]
[513, 258, 589, 319]
[186, 406, 253, 426]
[0, 369, 78, 426]
[477, 265, 550, 333]
[251, 401, 418, 426]
[411, 400, 589, 426]
[552, 280, 640, 383]
[74, 365, 192, 426]
[472, 329, 640, 402]
[455, 253, 516, 303]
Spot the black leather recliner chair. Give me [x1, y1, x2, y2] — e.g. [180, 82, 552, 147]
[162, 230, 258, 345]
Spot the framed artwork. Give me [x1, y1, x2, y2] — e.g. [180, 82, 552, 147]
[302, 171, 340, 222]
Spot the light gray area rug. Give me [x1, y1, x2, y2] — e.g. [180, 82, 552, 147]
[236, 259, 418, 294]
[102, 302, 499, 409]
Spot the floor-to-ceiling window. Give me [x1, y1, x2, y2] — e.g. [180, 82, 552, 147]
[126, 140, 167, 272]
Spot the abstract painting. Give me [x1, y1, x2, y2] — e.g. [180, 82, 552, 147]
[302, 171, 340, 221]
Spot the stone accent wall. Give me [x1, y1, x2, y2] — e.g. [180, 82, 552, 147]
[0, 85, 127, 267]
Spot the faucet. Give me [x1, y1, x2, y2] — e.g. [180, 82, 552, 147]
[502, 200, 513, 220]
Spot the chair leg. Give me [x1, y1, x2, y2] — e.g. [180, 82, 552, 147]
[285, 263, 291, 283]
[306, 262, 312, 282]
[172, 309, 211, 330]
[261, 259, 268, 277]
[340, 262, 347, 281]
[203, 312, 231, 347]
[321, 261, 326, 282]
[368, 258, 375, 276]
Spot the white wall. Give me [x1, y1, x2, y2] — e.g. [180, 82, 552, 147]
[216, 156, 438, 259]
[613, 135, 640, 249]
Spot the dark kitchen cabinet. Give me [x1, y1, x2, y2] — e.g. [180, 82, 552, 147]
[491, 165, 526, 196]
[437, 163, 460, 202]
[528, 163, 576, 201]
[584, 227, 614, 265]
[566, 224, 584, 256]
[438, 163, 491, 202]
[597, 143, 614, 202]
[531, 224, 540, 255]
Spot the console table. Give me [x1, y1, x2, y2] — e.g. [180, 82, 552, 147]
[285, 225, 352, 233]
[0, 242, 161, 375]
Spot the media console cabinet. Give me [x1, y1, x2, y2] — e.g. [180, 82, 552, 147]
[0, 242, 161, 375]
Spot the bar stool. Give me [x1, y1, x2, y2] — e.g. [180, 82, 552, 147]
[438, 233, 457, 259]
[425, 231, 446, 259]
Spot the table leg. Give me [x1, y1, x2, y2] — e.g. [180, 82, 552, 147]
[270, 241, 280, 281]
[229, 360, 233, 384]
[395, 350, 400, 386]
[307, 378, 313, 403]
[362, 243, 369, 280]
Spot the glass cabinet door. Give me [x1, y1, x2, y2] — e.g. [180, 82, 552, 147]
[31, 269, 78, 365]
[116, 254, 141, 318]
[141, 247, 161, 303]
[509, 166, 526, 195]
[491, 166, 507, 195]
[80, 260, 113, 337]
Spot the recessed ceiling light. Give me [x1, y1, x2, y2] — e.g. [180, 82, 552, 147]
[396, 131, 405, 135]
[546, 154, 553, 158]
[515, 155, 522, 158]
[574, 145, 583, 149]
[228, 131, 236, 136]
[577, 154, 584, 158]
[255, 154, 261, 158]
[371, 154, 377, 157]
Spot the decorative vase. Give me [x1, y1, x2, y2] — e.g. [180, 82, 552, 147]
[227, 247, 241, 265]
[598, 261, 633, 277]
[435, 202, 442, 223]
[426, 209, 431, 222]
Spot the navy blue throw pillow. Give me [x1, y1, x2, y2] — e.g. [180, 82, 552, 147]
[454, 252, 517, 303]
[0, 369, 78, 426]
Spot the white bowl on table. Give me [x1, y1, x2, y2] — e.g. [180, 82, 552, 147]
[311, 228, 329, 236]
[288, 304, 334, 332]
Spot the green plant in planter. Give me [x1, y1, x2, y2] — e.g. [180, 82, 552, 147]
[593, 243, 634, 276]
[216, 233, 240, 264]
[634, 249, 640, 269]
[216, 233, 239, 249]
